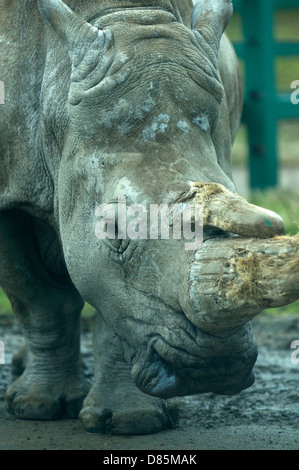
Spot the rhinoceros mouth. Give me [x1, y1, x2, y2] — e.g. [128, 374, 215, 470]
[130, 331, 258, 399]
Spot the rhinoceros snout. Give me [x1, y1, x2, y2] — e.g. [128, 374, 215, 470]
[176, 182, 299, 336]
[130, 326, 258, 399]
[131, 350, 257, 399]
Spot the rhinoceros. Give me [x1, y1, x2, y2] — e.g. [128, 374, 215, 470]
[1, 0, 299, 435]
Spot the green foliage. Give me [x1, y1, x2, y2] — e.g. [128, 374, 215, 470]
[278, 120, 299, 166]
[275, 8, 299, 41]
[0, 290, 12, 314]
[82, 303, 96, 317]
[0, 289, 96, 317]
[275, 8, 299, 93]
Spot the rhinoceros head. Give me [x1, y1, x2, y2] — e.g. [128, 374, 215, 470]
[36, 0, 299, 400]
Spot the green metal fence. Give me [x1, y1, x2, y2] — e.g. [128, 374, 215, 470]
[232, 0, 299, 189]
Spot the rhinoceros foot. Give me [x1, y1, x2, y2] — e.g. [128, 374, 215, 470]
[6, 368, 89, 420]
[79, 359, 178, 435]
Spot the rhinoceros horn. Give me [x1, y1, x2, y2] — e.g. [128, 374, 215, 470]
[37, 0, 105, 64]
[178, 183, 299, 337]
[188, 233, 299, 336]
[178, 182, 285, 239]
[192, 0, 233, 57]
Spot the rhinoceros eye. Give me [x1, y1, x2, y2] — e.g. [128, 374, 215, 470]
[105, 237, 122, 251]
[103, 226, 131, 254]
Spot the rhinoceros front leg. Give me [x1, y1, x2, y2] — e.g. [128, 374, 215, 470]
[79, 313, 177, 435]
[0, 211, 89, 419]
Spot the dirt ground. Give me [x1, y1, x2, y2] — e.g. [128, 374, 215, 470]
[0, 312, 298, 451]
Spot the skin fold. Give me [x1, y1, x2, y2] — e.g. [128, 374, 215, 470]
[0, 0, 298, 435]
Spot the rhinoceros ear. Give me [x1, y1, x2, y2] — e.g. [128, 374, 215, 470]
[37, 0, 105, 64]
[191, 0, 233, 55]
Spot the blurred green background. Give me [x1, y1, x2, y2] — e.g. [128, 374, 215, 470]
[227, 7, 299, 168]
[0, 7, 299, 317]
[228, 6, 299, 314]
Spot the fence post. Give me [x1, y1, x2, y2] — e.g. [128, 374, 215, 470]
[241, 0, 278, 190]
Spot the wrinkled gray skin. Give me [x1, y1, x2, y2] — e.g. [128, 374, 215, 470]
[0, 0, 289, 435]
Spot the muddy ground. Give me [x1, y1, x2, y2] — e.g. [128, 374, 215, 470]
[0, 312, 298, 451]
